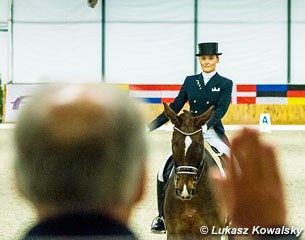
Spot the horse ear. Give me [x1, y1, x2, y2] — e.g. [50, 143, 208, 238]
[163, 103, 181, 127]
[195, 105, 215, 128]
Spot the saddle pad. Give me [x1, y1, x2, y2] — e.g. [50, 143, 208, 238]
[204, 140, 226, 177]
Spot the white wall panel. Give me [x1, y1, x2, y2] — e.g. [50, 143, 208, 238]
[0, 0, 9, 84]
[197, 23, 287, 84]
[291, 0, 305, 84]
[0, 0, 9, 24]
[13, 23, 101, 83]
[105, 23, 193, 84]
[12, 0, 101, 83]
[0, 31, 9, 83]
[8, 0, 305, 85]
[105, 0, 194, 84]
[199, 0, 286, 22]
[107, 0, 193, 22]
[291, 0, 305, 22]
[198, 0, 287, 84]
[13, 0, 100, 22]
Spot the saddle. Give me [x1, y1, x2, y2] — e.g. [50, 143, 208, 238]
[203, 140, 226, 177]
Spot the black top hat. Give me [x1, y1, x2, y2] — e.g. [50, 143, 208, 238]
[195, 42, 222, 56]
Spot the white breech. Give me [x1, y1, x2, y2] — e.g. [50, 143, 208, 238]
[157, 152, 172, 182]
[204, 128, 231, 157]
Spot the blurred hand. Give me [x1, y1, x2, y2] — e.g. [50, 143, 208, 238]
[210, 128, 286, 228]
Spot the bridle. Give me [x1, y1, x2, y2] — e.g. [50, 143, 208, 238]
[172, 125, 206, 188]
[173, 126, 203, 136]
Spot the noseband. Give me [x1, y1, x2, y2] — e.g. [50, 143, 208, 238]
[173, 126, 206, 186]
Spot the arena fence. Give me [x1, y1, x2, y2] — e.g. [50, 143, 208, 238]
[3, 83, 305, 124]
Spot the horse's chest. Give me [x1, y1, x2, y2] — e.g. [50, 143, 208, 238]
[180, 207, 201, 225]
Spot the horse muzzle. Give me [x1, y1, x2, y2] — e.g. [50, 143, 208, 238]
[176, 186, 195, 201]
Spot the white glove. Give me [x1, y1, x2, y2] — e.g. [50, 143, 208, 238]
[201, 124, 207, 134]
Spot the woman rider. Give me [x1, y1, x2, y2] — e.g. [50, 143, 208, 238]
[148, 42, 233, 233]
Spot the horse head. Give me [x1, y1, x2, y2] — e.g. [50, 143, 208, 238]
[163, 103, 214, 200]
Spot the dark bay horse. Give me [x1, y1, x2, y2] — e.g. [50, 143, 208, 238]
[163, 103, 227, 240]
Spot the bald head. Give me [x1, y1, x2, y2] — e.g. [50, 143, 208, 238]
[14, 84, 147, 212]
[36, 85, 123, 146]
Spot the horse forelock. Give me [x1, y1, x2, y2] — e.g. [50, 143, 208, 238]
[182, 109, 197, 116]
[179, 113, 195, 131]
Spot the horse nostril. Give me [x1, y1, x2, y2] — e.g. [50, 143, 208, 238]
[180, 195, 192, 201]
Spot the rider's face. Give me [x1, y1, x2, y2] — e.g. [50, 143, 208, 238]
[199, 55, 219, 73]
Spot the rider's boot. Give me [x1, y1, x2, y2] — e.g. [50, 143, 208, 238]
[150, 179, 166, 233]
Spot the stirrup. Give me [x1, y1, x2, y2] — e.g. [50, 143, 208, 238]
[150, 216, 166, 233]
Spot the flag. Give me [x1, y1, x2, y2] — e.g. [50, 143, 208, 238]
[124, 83, 305, 105]
[256, 84, 287, 104]
[232, 84, 256, 104]
[287, 85, 305, 104]
[129, 84, 181, 104]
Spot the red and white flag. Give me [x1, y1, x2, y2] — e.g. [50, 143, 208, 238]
[232, 84, 256, 104]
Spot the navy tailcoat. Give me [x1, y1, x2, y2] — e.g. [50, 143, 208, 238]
[148, 72, 233, 143]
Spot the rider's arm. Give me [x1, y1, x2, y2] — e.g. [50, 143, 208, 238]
[148, 79, 188, 131]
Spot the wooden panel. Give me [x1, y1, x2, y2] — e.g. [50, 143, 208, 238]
[137, 103, 305, 125]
